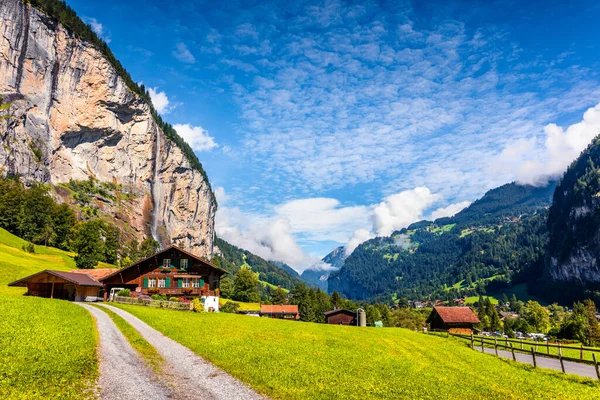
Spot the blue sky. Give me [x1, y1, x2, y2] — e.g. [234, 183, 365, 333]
[68, 0, 600, 271]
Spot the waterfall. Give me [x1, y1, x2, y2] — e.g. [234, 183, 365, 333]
[150, 128, 162, 247]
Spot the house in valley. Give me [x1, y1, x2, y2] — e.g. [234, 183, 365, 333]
[99, 246, 227, 311]
[8, 270, 105, 301]
[8, 246, 227, 311]
[426, 306, 480, 334]
[324, 308, 357, 325]
[260, 304, 300, 320]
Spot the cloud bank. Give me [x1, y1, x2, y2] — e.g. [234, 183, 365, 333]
[173, 124, 218, 152]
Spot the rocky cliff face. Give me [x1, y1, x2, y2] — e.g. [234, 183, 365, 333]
[0, 0, 215, 258]
[546, 136, 600, 284]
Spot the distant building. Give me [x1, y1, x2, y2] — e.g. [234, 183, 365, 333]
[260, 305, 299, 320]
[499, 311, 519, 321]
[324, 309, 357, 325]
[426, 306, 480, 334]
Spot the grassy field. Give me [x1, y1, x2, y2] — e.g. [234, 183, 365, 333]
[0, 228, 115, 294]
[219, 297, 261, 311]
[0, 294, 98, 399]
[113, 304, 599, 400]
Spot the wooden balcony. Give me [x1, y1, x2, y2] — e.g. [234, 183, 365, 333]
[141, 283, 215, 297]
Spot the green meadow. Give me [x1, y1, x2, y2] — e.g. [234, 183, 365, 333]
[0, 294, 98, 399]
[114, 304, 599, 400]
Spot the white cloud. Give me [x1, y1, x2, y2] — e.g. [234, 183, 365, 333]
[215, 186, 466, 271]
[275, 198, 369, 242]
[215, 206, 318, 272]
[492, 103, 600, 186]
[214, 186, 228, 205]
[345, 229, 374, 257]
[148, 87, 172, 114]
[83, 17, 110, 43]
[173, 124, 218, 152]
[173, 42, 196, 64]
[372, 187, 441, 237]
[429, 201, 471, 221]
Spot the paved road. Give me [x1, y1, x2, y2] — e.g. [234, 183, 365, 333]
[76, 303, 175, 400]
[97, 303, 265, 400]
[477, 344, 598, 379]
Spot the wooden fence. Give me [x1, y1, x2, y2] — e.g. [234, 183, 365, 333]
[448, 333, 600, 379]
[113, 295, 191, 311]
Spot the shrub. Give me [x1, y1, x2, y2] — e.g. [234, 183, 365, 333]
[169, 297, 179, 302]
[21, 243, 35, 253]
[117, 289, 130, 297]
[150, 294, 162, 301]
[192, 298, 204, 313]
[221, 301, 240, 313]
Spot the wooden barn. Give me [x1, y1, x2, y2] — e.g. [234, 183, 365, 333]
[324, 309, 357, 325]
[260, 305, 299, 320]
[8, 270, 104, 301]
[426, 306, 480, 334]
[99, 246, 227, 301]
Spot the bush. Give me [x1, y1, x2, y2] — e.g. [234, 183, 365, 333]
[169, 297, 179, 302]
[192, 298, 204, 313]
[150, 294, 162, 301]
[117, 289, 130, 297]
[221, 301, 240, 313]
[21, 243, 35, 253]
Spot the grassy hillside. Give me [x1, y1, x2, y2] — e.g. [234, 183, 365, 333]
[0, 227, 114, 294]
[114, 304, 599, 399]
[0, 294, 98, 399]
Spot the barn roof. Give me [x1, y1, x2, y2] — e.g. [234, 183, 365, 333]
[260, 305, 299, 314]
[8, 270, 104, 287]
[100, 245, 228, 282]
[69, 268, 116, 281]
[430, 306, 480, 324]
[323, 308, 355, 317]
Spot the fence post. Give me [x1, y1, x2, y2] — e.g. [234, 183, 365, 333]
[531, 348, 537, 368]
[510, 343, 516, 361]
[495, 337, 498, 356]
[471, 333, 474, 349]
[547, 341, 549, 355]
[593, 353, 600, 381]
[558, 343, 565, 373]
[481, 337, 485, 353]
[580, 344, 584, 361]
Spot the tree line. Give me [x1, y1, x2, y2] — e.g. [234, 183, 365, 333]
[0, 176, 158, 268]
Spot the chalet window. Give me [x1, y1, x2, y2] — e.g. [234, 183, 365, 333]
[148, 278, 156, 288]
[163, 259, 171, 268]
[158, 278, 166, 288]
[192, 278, 200, 288]
[183, 278, 190, 288]
[180, 259, 188, 269]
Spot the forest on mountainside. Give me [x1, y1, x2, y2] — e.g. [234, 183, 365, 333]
[329, 182, 555, 302]
[213, 238, 303, 290]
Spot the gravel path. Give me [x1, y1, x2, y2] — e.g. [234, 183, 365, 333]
[76, 303, 175, 400]
[97, 303, 266, 400]
[480, 345, 599, 379]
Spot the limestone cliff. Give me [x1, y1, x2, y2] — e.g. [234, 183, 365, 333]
[0, 0, 216, 258]
[546, 135, 600, 284]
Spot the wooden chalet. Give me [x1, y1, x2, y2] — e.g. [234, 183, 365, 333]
[99, 246, 227, 300]
[260, 304, 299, 320]
[8, 270, 104, 301]
[426, 306, 480, 334]
[324, 308, 357, 325]
[8, 246, 227, 309]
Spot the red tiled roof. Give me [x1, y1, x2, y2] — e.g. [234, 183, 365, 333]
[260, 305, 299, 314]
[433, 306, 480, 324]
[69, 268, 116, 281]
[8, 270, 103, 287]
